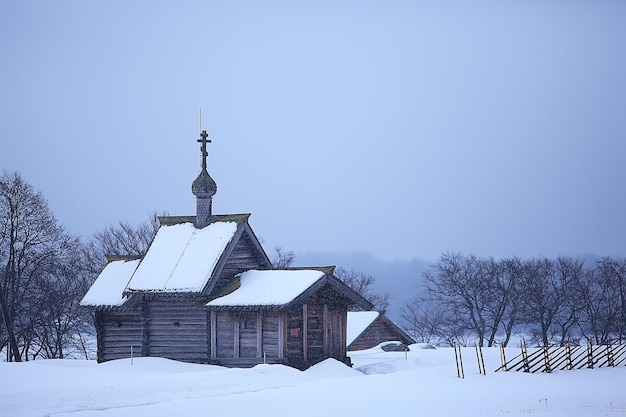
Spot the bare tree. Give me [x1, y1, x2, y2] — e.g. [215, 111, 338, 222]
[407, 252, 625, 348]
[496, 257, 525, 346]
[30, 236, 95, 359]
[578, 258, 626, 344]
[423, 252, 496, 346]
[578, 264, 615, 344]
[335, 267, 390, 314]
[481, 257, 507, 347]
[401, 296, 459, 345]
[91, 211, 161, 264]
[272, 246, 295, 268]
[597, 257, 626, 340]
[0, 172, 102, 361]
[0, 171, 67, 361]
[552, 257, 585, 345]
[520, 257, 582, 346]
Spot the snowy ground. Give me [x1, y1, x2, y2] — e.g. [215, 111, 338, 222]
[2, 344, 625, 417]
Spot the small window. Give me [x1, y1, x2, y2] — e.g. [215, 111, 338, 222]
[173, 321, 181, 327]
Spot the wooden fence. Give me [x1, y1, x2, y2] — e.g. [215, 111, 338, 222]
[495, 340, 626, 373]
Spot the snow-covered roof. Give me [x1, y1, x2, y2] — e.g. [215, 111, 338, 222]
[346, 311, 380, 346]
[80, 259, 140, 307]
[206, 269, 326, 307]
[126, 221, 238, 293]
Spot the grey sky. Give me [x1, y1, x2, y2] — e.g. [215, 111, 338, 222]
[1, 1, 625, 262]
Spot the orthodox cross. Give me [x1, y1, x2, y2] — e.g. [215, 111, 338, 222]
[197, 129, 211, 170]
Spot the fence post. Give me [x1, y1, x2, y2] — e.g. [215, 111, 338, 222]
[543, 346, 551, 373]
[499, 344, 508, 371]
[521, 339, 530, 373]
[475, 343, 486, 375]
[480, 344, 486, 374]
[454, 344, 465, 379]
[566, 341, 573, 370]
[587, 342, 594, 369]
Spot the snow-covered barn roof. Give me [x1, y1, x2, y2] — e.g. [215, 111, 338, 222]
[80, 259, 140, 307]
[206, 269, 326, 307]
[347, 311, 380, 347]
[125, 220, 238, 293]
[346, 311, 416, 350]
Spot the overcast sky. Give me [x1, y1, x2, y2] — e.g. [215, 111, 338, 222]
[1, 1, 625, 262]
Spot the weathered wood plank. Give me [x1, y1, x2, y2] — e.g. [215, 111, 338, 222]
[262, 313, 279, 359]
[302, 304, 308, 362]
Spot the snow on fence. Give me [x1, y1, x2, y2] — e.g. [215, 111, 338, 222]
[495, 340, 626, 373]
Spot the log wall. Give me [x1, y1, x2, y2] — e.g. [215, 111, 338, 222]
[262, 312, 283, 359]
[210, 310, 285, 364]
[145, 296, 208, 363]
[286, 308, 304, 365]
[306, 304, 325, 364]
[211, 232, 269, 296]
[285, 296, 349, 369]
[96, 295, 210, 364]
[238, 311, 258, 358]
[95, 310, 143, 362]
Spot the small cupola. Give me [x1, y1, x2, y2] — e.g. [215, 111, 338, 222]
[192, 129, 217, 228]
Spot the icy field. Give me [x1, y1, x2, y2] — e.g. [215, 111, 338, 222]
[2, 344, 625, 417]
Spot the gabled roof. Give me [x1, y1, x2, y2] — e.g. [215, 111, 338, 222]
[346, 311, 416, 349]
[125, 220, 238, 293]
[125, 213, 270, 294]
[206, 269, 325, 307]
[201, 216, 272, 295]
[346, 311, 380, 347]
[81, 214, 272, 307]
[207, 267, 373, 310]
[80, 259, 140, 307]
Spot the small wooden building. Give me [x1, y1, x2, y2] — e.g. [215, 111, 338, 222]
[81, 214, 273, 363]
[80, 129, 372, 369]
[346, 311, 415, 351]
[207, 268, 370, 369]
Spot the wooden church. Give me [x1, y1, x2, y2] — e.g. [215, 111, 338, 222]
[81, 129, 372, 369]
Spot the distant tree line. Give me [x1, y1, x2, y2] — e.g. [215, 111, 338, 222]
[402, 252, 626, 347]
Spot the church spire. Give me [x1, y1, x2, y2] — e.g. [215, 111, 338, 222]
[191, 129, 217, 228]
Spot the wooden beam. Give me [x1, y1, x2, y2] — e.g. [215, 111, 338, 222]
[234, 313, 240, 358]
[210, 310, 216, 359]
[340, 311, 346, 358]
[303, 304, 308, 363]
[278, 311, 285, 359]
[141, 297, 150, 357]
[323, 304, 329, 357]
[257, 310, 262, 359]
